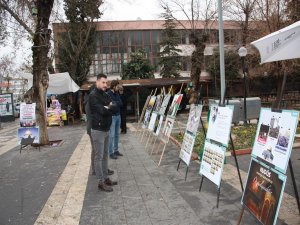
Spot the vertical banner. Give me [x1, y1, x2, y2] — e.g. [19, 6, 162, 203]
[206, 104, 234, 147]
[199, 140, 226, 187]
[251, 108, 299, 173]
[152, 94, 171, 136]
[179, 104, 203, 165]
[242, 158, 286, 225]
[0, 93, 13, 116]
[148, 94, 163, 131]
[142, 95, 156, 128]
[20, 103, 36, 127]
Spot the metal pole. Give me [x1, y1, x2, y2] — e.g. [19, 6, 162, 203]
[241, 57, 248, 125]
[217, 0, 226, 103]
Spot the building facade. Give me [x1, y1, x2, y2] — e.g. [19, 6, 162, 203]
[52, 20, 252, 80]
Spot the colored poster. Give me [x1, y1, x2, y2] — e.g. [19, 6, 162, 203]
[148, 112, 158, 131]
[167, 94, 183, 117]
[0, 93, 13, 116]
[161, 116, 175, 143]
[17, 127, 40, 145]
[153, 95, 163, 112]
[146, 96, 156, 111]
[158, 94, 171, 115]
[206, 105, 234, 146]
[199, 141, 226, 186]
[138, 95, 151, 124]
[20, 103, 36, 127]
[179, 104, 203, 165]
[251, 108, 299, 173]
[153, 115, 164, 136]
[242, 158, 286, 225]
[142, 109, 152, 128]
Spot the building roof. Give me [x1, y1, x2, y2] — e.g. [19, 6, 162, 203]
[53, 20, 248, 33]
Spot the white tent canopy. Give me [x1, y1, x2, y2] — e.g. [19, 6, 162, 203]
[251, 20, 300, 64]
[21, 72, 80, 95]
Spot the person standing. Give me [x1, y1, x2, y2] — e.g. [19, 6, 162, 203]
[107, 80, 123, 159]
[118, 84, 127, 134]
[89, 74, 118, 192]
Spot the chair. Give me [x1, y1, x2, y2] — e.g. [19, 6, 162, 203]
[67, 112, 75, 124]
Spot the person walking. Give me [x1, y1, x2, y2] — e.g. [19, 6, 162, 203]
[107, 80, 123, 159]
[89, 74, 118, 192]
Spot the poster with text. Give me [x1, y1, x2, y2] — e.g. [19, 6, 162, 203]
[0, 93, 13, 116]
[199, 141, 226, 187]
[251, 108, 299, 173]
[17, 127, 40, 145]
[206, 105, 234, 146]
[158, 94, 171, 115]
[167, 94, 183, 117]
[153, 115, 164, 136]
[148, 112, 158, 131]
[179, 104, 203, 165]
[20, 103, 36, 127]
[242, 158, 286, 225]
[161, 116, 175, 143]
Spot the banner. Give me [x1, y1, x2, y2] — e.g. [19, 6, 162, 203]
[251, 108, 299, 173]
[161, 116, 175, 143]
[242, 158, 286, 225]
[199, 141, 226, 187]
[153, 115, 164, 136]
[148, 112, 158, 131]
[17, 127, 40, 145]
[20, 103, 36, 127]
[206, 105, 234, 147]
[158, 94, 171, 115]
[142, 96, 156, 128]
[179, 104, 203, 165]
[167, 94, 183, 117]
[0, 93, 13, 116]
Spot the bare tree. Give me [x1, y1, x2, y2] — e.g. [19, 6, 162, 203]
[159, 0, 217, 102]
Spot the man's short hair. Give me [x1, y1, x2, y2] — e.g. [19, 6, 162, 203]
[97, 73, 107, 80]
[110, 80, 119, 89]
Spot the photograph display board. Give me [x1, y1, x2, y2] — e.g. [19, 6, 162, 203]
[206, 105, 234, 147]
[0, 93, 13, 116]
[167, 94, 183, 117]
[20, 103, 36, 127]
[146, 96, 156, 111]
[179, 104, 203, 165]
[242, 158, 286, 225]
[138, 95, 151, 124]
[153, 95, 163, 112]
[158, 94, 171, 115]
[251, 108, 299, 173]
[161, 116, 175, 143]
[142, 96, 156, 128]
[17, 127, 40, 145]
[148, 112, 158, 131]
[153, 115, 164, 136]
[199, 141, 226, 187]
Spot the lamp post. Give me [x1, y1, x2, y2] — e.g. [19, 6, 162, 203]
[238, 47, 248, 125]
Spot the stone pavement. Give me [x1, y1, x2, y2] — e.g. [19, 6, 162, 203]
[0, 121, 299, 225]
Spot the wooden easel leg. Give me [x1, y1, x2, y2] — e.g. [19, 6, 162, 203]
[230, 134, 244, 192]
[140, 129, 146, 141]
[289, 159, 300, 214]
[145, 131, 151, 148]
[158, 144, 167, 166]
[199, 176, 204, 192]
[150, 137, 158, 155]
[216, 184, 221, 208]
[237, 207, 244, 225]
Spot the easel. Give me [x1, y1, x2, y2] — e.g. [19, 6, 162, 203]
[198, 96, 244, 208]
[177, 86, 206, 181]
[20, 138, 41, 153]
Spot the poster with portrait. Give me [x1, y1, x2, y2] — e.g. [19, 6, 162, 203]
[146, 96, 156, 111]
[148, 112, 158, 131]
[242, 158, 286, 225]
[142, 109, 152, 128]
[17, 127, 40, 145]
[153, 115, 164, 136]
[161, 116, 175, 143]
[199, 141, 226, 187]
[206, 104, 234, 147]
[20, 103, 36, 127]
[158, 94, 171, 115]
[167, 94, 183, 117]
[179, 104, 203, 165]
[153, 94, 163, 112]
[251, 108, 299, 173]
[0, 93, 13, 116]
[138, 95, 152, 124]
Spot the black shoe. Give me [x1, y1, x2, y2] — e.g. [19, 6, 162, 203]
[115, 151, 123, 156]
[98, 182, 113, 192]
[105, 178, 118, 186]
[110, 154, 117, 159]
[108, 169, 114, 176]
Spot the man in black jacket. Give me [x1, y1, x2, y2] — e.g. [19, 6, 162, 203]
[89, 74, 118, 192]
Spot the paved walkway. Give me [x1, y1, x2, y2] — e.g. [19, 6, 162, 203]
[0, 121, 299, 225]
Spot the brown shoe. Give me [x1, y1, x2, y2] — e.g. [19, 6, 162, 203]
[98, 182, 113, 192]
[105, 178, 118, 186]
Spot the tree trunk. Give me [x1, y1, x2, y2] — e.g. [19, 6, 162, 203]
[31, 1, 54, 145]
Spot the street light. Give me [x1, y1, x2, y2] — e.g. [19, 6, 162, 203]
[238, 46, 248, 125]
